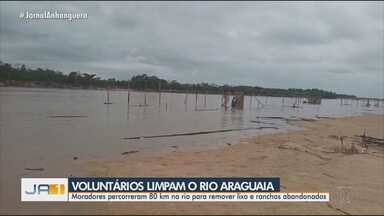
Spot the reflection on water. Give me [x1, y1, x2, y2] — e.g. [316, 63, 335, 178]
[0, 87, 383, 213]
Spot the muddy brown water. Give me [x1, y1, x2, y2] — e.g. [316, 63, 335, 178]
[0, 87, 382, 214]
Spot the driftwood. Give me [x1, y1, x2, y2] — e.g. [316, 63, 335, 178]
[301, 118, 317, 122]
[250, 120, 279, 126]
[315, 116, 336, 119]
[321, 150, 339, 154]
[121, 150, 139, 155]
[322, 172, 334, 178]
[257, 116, 316, 122]
[131, 104, 149, 107]
[326, 203, 351, 215]
[25, 168, 45, 171]
[48, 115, 87, 118]
[286, 118, 317, 122]
[326, 133, 384, 157]
[278, 144, 330, 160]
[283, 105, 303, 108]
[17, 168, 46, 177]
[341, 152, 384, 158]
[355, 135, 384, 146]
[196, 108, 219, 111]
[257, 116, 285, 120]
[124, 126, 278, 140]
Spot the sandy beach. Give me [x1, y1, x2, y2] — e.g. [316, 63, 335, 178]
[75, 114, 384, 215]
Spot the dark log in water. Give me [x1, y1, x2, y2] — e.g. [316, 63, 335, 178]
[257, 116, 317, 122]
[131, 104, 149, 107]
[250, 120, 279, 125]
[195, 108, 219, 111]
[286, 118, 317, 122]
[257, 116, 285, 119]
[283, 105, 303, 108]
[123, 126, 278, 140]
[48, 115, 87, 118]
[315, 116, 336, 119]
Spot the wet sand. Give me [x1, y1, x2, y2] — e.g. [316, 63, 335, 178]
[77, 114, 384, 215]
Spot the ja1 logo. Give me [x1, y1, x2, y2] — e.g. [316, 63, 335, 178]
[25, 184, 65, 195]
[21, 178, 68, 201]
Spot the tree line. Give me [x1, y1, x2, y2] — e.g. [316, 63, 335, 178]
[0, 61, 356, 99]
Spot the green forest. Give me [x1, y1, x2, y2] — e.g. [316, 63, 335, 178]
[0, 61, 356, 99]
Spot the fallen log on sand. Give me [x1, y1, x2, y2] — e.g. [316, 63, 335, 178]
[17, 168, 46, 177]
[25, 168, 45, 171]
[121, 150, 139, 155]
[124, 126, 278, 140]
[355, 135, 384, 146]
[278, 145, 330, 160]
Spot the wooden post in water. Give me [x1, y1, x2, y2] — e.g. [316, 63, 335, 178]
[107, 90, 110, 103]
[104, 88, 112, 104]
[143, 80, 147, 105]
[185, 88, 188, 105]
[195, 92, 198, 111]
[158, 81, 161, 108]
[204, 92, 207, 109]
[127, 82, 130, 106]
[250, 93, 253, 109]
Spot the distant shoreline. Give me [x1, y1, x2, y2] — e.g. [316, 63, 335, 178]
[0, 81, 194, 94]
[1, 81, 380, 100]
[0, 61, 360, 99]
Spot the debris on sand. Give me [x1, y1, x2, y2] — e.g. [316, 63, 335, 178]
[25, 168, 45, 171]
[121, 150, 139, 155]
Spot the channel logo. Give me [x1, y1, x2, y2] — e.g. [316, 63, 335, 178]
[21, 178, 68, 201]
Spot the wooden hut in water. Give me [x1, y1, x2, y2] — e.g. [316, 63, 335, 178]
[307, 96, 321, 105]
[222, 91, 244, 110]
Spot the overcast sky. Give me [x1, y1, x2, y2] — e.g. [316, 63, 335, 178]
[1, 1, 383, 98]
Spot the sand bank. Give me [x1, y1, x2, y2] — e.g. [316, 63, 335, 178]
[77, 114, 384, 215]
